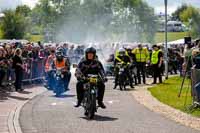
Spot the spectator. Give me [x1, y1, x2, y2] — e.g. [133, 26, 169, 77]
[0, 46, 6, 87]
[63, 43, 69, 56]
[12, 48, 23, 91]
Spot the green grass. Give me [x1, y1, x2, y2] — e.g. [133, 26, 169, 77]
[0, 30, 43, 42]
[30, 35, 43, 42]
[0, 30, 187, 43]
[148, 76, 200, 117]
[0, 29, 3, 39]
[155, 32, 188, 43]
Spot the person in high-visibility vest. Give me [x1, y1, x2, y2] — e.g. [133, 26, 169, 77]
[113, 48, 134, 90]
[151, 45, 163, 84]
[52, 48, 71, 91]
[45, 49, 55, 90]
[132, 44, 149, 84]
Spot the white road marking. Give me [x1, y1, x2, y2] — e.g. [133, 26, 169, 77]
[51, 103, 57, 106]
[107, 100, 120, 104]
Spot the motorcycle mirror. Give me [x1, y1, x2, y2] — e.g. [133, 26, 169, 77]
[73, 64, 78, 68]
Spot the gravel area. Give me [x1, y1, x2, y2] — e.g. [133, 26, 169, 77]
[131, 83, 200, 131]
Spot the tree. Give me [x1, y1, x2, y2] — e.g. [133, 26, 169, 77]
[1, 10, 26, 39]
[16, 5, 31, 17]
[172, 4, 188, 21]
[180, 6, 200, 38]
[32, 0, 157, 43]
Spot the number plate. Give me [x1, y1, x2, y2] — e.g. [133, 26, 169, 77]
[89, 77, 97, 83]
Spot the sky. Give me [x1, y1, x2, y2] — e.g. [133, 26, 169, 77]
[0, 0, 200, 14]
[144, 0, 200, 14]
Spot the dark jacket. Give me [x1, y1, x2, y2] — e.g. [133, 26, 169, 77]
[12, 55, 23, 70]
[75, 58, 106, 81]
[114, 55, 131, 66]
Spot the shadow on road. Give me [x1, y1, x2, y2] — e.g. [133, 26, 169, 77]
[8, 95, 30, 101]
[50, 94, 75, 98]
[0, 87, 32, 101]
[80, 114, 118, 121]
[17, 90, 32, 94]
[0, 89, 10, 101]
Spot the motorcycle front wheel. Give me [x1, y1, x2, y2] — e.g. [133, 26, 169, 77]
[87, 93, 96, 119]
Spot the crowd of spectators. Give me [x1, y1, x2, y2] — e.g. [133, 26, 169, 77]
[0, 38, 199, 92]
[0, 41, 85, 92]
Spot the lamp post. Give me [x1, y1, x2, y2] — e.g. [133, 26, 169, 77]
[164, 0, 168, 79]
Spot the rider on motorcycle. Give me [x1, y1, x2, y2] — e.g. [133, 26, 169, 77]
[113, 47, 134, 89]
[52, 48, 71, 91]
[74, 47, 107, 109]
[125, 46, 137, 85]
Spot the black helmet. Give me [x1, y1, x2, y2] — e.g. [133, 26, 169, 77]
[56, 48, 64, 61]
[85, 47, 96, 60]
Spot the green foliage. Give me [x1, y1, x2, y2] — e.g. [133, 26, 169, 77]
[173, 5, 200, 38]
[0, 29, 2, 39]
[32, 0, 157, 43]
[16, 5, 31, 17]
[172, 4, 188, 21]
[1, 10, 26, 39]
[148, 76, 200, 117]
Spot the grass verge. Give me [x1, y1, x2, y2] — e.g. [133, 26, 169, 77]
[30, 35, 43, 42]
[148, 76, 200, 117]
[155, 32, 188, 43]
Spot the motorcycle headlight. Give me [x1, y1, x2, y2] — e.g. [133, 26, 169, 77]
[119, 68, 124, 71]
[91, 89, 95, 94]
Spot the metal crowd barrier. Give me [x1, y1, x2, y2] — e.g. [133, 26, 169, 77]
[22, 58, 46, 83]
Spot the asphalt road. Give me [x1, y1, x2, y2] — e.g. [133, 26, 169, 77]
[19, 79, 199, 133]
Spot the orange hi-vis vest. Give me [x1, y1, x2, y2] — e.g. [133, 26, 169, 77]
[45, 55, 55, 72]
[54, 59, 66, 69]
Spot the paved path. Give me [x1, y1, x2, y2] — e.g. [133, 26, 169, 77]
[19, 80, 199, 133]
[0, 86, 45, 133]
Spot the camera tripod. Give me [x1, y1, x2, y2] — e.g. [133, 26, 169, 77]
[178, 57, 200, 112]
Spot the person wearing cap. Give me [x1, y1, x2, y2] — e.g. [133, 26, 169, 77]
[132, 44, 149, 84]
[151, 45, 163, 84]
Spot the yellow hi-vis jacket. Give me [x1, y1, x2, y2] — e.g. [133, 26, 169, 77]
[115, 50, 130, 65]
[132, 47, 149, 63]
[151, 50, 160, 64]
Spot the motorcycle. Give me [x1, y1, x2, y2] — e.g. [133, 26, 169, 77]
[82, 74, 102, 119]
[53, 68, 66, 97]
[73, 64, 107, 119]
[116, 63, 130, 90]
